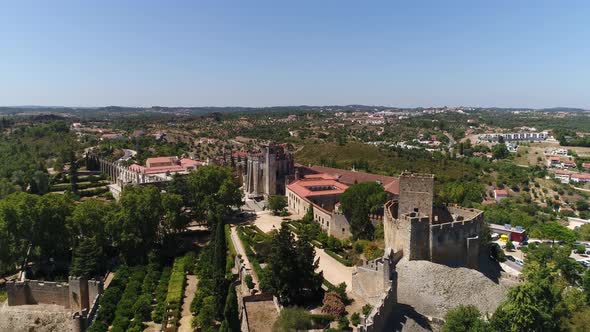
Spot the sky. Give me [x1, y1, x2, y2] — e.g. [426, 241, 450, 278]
[1, 0, 589, 109]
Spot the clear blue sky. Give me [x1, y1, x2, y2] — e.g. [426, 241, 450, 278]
[1, 0, 589, 108]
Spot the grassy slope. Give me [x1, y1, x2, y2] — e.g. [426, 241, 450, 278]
[295, 141, 476, 182]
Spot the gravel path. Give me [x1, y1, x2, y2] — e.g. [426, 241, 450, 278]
[178, 275, 197, 332]
[230, 226, 260, 290]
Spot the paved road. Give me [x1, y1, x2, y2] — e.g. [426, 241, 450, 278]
[117, 148, 137, 163]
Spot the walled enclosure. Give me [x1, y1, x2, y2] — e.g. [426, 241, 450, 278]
[383, 173, 483, 268]
[6, 277, 102, 313]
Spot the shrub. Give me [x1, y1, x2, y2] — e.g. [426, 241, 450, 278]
[245, 275, 255, 290]
[152, 267, 172, 323]
[362, 304, 373, 316]
[321, 292, 346, 317]
[351, 312, 361, 326]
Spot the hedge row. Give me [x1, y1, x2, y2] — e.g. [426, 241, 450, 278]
[125, 263, 162, 332]
[152, 267, 172, 323]
[162, 253, 193, 332]
[236, 226, 271, 292]
[51, 181, 109, 191]
[78, 187, 110, 197]
[86, 266, 131, 332]
[225, 224, 236, 275]
[110, 267, 147, 332]
[324, 249, 353, 267]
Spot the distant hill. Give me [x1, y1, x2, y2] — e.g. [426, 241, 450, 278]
[540, 107, 588, 113]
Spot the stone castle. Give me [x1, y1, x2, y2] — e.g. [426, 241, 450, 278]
[243, 144, 293, 199]
[352, 173, 485, 330]
[383, 173, 483, 268]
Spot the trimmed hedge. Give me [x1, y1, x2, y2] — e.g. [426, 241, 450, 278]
[110, 267, 146, 331]
[152, 267, 172, 323]
[324, 249, 353, 267]
[162, 254, 192, 332]
[87, 266, 131, 332]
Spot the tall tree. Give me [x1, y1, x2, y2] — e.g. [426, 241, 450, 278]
[339, 182, 387, 240]
[70, 236, 101, 278]
[222, 284, 240, 331]
[69, 160, 79, 193]
[443, 305, 489, 332]
[268, 225, 322, 305]
[182, 166, 242, 223]
[110, 185, 163, 264]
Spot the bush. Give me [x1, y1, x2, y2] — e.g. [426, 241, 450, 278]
[351, 312, 360, 326]
[321, 292, 346, 316]
[245, 274, 255, 290]
[325, 249, 353, 266]
[152, 267, 172, 323]
[490, 243, 506, 262]
[362, 304, 373, 316]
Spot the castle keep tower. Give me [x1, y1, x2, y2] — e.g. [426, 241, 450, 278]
[383, 173, 483, 268]
[397, 173, 434, 220]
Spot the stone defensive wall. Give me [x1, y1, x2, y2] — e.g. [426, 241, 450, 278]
[6, 277, 102, 312]
[430, 206, 483, 268]
[6, 279, 70, 307]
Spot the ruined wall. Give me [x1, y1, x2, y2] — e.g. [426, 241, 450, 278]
[429, 210, 483, 268]
[7, 280, 70, 308]
[383, 201, 398, 251]
[383, 204, 430, 260]
[329, 213, 351, 240]
[397, 173, 434, 219]
[360, 281, 398, 332]
[6, 278, 102, 313]
[68, 277, 88, 312]
[408, 214, 431, 260]
[351, 257, 393, 302]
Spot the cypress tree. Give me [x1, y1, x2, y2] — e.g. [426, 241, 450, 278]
[71, 236, 101, 278]
[223, 284, 240, 331]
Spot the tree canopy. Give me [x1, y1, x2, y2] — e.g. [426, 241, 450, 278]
[339, 182, 387, 240]
[267, 225, 323, 305]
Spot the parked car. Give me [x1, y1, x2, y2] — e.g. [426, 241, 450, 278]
[506, 255, 516, 262]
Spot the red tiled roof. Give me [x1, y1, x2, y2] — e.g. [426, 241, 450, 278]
[307, 166, 399, 195]
[582, 163, 590, 169]
[147, 156, 176, 164]
[303, 173, 338, 180]
[572, 173, 590, 179]
[494, 189, 508, 196]
[555, 170, 574, 175]
[287, 178, 348, 198]
[180, 158, 204, 167]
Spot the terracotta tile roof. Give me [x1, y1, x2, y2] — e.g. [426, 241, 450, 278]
[308, 166, 399, 195]
[287, 178, 348, 198]
[146, 156, 177, 164]
[555, 170, 574, 175]
[180, 158, 204, 167]
[572, 173, 590, 179]
[303, 173, 338, 180]
[494, 189, 508, 196]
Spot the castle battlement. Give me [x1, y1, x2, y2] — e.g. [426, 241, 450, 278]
[383, 173, 483, 269]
